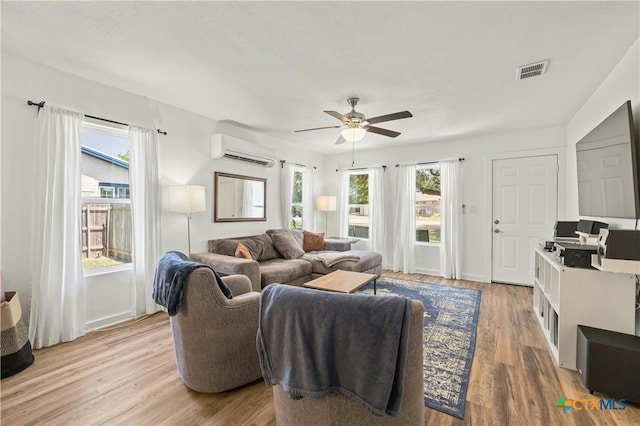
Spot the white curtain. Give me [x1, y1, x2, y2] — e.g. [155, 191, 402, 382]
[280, 163, 294, 228]
[336, 170, 350, 237]
[242, 180, 255, 217]
[392, 165, 416, 273]
[440, 159, 463, 279]
[29, 105, 85, 349]
[129, 125, 162, 315]
[301, 166, 314, 231]
[368, 166, 385, 254]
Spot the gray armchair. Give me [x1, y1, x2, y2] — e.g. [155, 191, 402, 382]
[170, 269, 262, 393]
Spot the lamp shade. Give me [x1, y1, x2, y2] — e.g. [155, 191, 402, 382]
[316, 195, 337, 212]
[169, 185, 206, 213]
[341, 127, 366, 142]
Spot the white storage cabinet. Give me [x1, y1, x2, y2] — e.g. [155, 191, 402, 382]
[533, 247, 636, 370]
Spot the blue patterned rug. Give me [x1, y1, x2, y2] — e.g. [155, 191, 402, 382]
[357, 276, 481, 419]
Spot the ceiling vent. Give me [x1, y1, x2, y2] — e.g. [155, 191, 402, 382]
[517, 60, 549, 80]
[211, 133, 276, 168]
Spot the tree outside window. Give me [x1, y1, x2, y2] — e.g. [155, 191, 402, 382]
[348, 172, 369, 238]
[290, 170, 303, 229]
[416, 166, 441, 243]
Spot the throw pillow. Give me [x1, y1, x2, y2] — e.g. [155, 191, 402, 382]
[254, 234, 280, 261]
[267, 229, 305, 259]
[235, 242, 253, 260]
[289, 229, 304, 248]
[303, 231, 325, 251]
[236, 238, 264, 260]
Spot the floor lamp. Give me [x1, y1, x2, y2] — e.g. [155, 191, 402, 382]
[316, 195, 336, 235]
[169, 185, 206, 256]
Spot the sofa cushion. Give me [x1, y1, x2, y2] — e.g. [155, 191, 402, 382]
[267, 229, 304, 259]
[209, 239, 239, 257]
[303, 231, 325, 251]
[251, 234, 281, 261]
[301, 250, 382, 275]
[259, 258, 312, 287]
[209, 234, 280, 261]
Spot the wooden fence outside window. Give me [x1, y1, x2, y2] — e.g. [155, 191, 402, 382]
[81, 203, 132, 262]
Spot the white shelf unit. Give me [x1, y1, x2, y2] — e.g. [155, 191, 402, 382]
[591, 254, 640, 274]
[533, 247, 636, 370]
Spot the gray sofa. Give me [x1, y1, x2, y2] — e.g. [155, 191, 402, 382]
[191, 229, 382, 292]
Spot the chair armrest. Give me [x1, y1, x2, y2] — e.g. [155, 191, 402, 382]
[221, 275, 253, 296]
[226, 291, 261, 308]
[191, 252, 261, 292]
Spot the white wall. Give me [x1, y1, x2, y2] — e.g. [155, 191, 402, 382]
[321, 125, 567, 281]
[1, 53, 322, 327]
[565, 38, 640, 335]
[566, 38, 640, 229]
[5, 37, 636, 330]
[0, 50, 2, 287]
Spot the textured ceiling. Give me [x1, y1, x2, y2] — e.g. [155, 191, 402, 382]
[2, 1, 639, 154]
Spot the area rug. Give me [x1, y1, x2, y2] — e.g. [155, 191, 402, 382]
[357, 276, 481, 419]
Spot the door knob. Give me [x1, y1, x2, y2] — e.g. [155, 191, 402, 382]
[494, 229, 501, 233]
[494, 219, 500, 224]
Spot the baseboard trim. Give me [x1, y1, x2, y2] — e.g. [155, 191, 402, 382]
[85, 311, 135, 331]
[382, 265, 487, 283]
[415, 267, 441, 276]
[461, 273, 487, 283]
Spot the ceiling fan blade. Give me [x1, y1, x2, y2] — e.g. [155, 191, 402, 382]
[366, 111, 413, 125]
[366, 126, 401, 138]
[335, 135, 346, 145]
[294, 125, 342, 133]
[324, 110, 349, 123]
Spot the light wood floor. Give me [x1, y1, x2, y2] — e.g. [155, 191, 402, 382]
[2, 271, 639, 425]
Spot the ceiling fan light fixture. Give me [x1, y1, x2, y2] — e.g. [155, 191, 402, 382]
[341, 127, 366, 142]
[295, 97, 412, 144]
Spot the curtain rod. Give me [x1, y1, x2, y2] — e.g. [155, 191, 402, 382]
[336, 165, 387, 172]
[279, 160, 317, 170]
[395, 157, 465, 167]
[27, 100, 167, 135]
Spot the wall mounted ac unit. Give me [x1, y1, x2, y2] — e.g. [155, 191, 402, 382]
[211, 133, 276, 168]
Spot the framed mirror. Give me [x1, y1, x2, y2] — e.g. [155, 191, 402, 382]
[214, 172, 266, 222]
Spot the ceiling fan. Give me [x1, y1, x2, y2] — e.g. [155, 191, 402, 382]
[295, 97, 413, 145]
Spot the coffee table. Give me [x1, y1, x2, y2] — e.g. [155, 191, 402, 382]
[303, 269, 377, 294]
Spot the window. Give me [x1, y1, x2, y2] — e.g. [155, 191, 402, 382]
[416, 165, 441, 243]
[80, 121, 132, 270]
[99, 186, 115, 198]
[290, 168, 303, 229]
[348, 171, 370, 239]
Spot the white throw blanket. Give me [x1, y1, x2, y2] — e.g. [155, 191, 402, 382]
[315, 252, 360, 267]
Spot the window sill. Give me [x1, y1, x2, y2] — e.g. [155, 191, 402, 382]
[416, 241, 440, 247]
[83, 263, 133, 277]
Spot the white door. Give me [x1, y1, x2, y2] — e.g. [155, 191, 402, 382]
[492, 155, 558, 285]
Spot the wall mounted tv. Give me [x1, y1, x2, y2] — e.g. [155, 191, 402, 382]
[576, 100, 640, 219]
